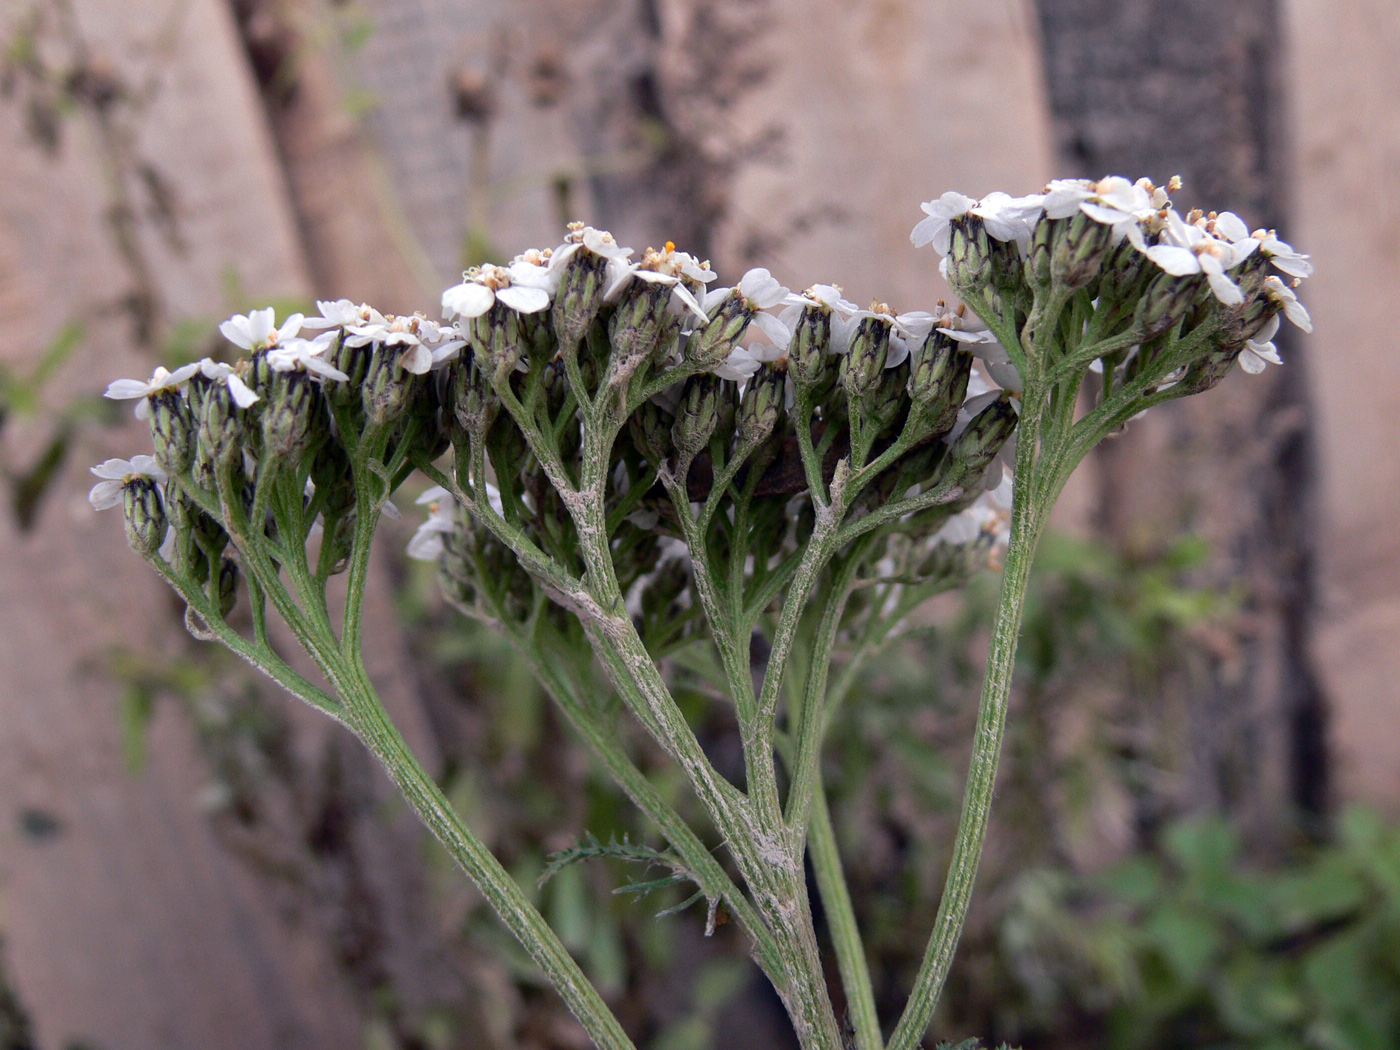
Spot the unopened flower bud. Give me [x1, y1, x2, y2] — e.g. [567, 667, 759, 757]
[608, 280, 674, 378]
[148, 389, 194, 475]
[552, 248, 611, 352]
[737, 363, 784, 446]
[629, 397, 674, 466]
[1134, 271, 1204, 339]
[686, 292, 751, 370]
[217, 556, 239, 618]
[948, 397, 1018, 489]
[788, 305, 831, 389]
[261, 371, 319, 458]
[946, 214, 992, 296]
[908, 333, 973, 429]
[1096, 237, 1152, 304]
[471, 304, 524, 384]
[868, 362, 908, 436]
[840, 317, 890, 400]
[1026, 216, 1058, 289]
[196, 382, 243, 476]
[1051, 211, 1112, 291]
[362, 349, 416, 427]
[327, 337, 369, 408]
[451, 358, 499, 436]
[122, 476, 167, 557]
[672, 374, 722, 461]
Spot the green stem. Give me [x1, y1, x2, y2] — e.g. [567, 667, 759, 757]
[809, 775, 882, 1050]
[335, 660, 637, 1050]
[885, 402, 1047, 1050]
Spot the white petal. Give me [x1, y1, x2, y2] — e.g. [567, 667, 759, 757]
[218, 317, 254, 350]
[1213, 211, 1250, 242]
[415, 485, 450, 505]
[1238, 347, 1267, 374]
[1282, 296, 1312, 332]
[401, 344, 433, 374]
[885, 334, 910, 368]
[442, 282, 495, 319]
[1206, 268, 1244, 306]
[749, 311, 791, 348]
[105, 378, 152, 400]
[1145, 245, 1201, 276]
[910, 214, 942, 249]
[226, 373, 261, 408]
[91, 458, 135, 480]
[496, 285, 551, 314]
[739, 268, 786, 308]
[88, 479, 125, 510]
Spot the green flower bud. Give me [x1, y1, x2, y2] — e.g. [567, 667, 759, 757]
[552, 247, 611, 352]
[629, 397, 674, 467]
[672, 374, 722, 462]
[948, 397, 1018, 490]
[1174, 348, 1238, 396]
[686, 292, 751, 370]
[471, 303, 525, 385]
[148, 389, 194, 475]
[988, 238, 1025, 297]
[787, 305, 831, 389]
[195, 382, 243, 480]
[261, 370, 320, 458]
[1026, 216, 1059, 289]
[1051, 211, 1113, 292]
[868, 361, 909, 436]
[840, 317, 890, 400]
[737, 363, 785, 446]
[451, 357, 499, 437]
[1096, 237, 1152, 305]
[608, 280, 675, 380]
[1134, 271, 1204, 339]
[327, 336, 370, 408]
[217, 556, 239, 618]
[362, 349, 416, 427]
[946, 214, 992, 297]
[907, 332, 973, 431]
[122, 476, 167, 557]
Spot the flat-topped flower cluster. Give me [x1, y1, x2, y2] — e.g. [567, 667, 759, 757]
[90, 175, 1308, 655]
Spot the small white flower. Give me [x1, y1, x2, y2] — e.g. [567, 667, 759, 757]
[1145, 209, 1259, 306]
[442, 262, 553, 321]
[911, 190, 1044, 254]
[1238, 314, 1283, 375]
[604, 243, 709, 322]
[1262, 275, 1313, 332]
[266, 332, 348, 381]
[406, 486, 459, 561]
[1253, 231, 1313, 280]
[702, 268, 794, 348]
[219, 308, 304, 352]
[936, 309, 1023, 394]
[104, 362, 201, 419]
[88, 455, 165, 510]
[198, 358, 260, 408]
[301, 299, 379, 331]
[1042, 176, 1163, 249]
[776, 283, 861, 331]
[346, 314, 461, 374]
[910, 191, 977, 253]
[713, 342, 786, 382]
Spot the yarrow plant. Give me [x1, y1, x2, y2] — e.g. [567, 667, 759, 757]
[93, 181, 1310, 1050]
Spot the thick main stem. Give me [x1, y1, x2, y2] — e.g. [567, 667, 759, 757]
[886, 405, 1047, 1050]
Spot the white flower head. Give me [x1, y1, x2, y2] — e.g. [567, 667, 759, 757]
[911, 191, 977, 254]
[301, 299, 380, 331]
[1262, 275, 1313, 332]
[345, 314, 463, 374]
[911, 190, 1044, 254]
[104, 362, 201, 419]
[704, 268, 794, 348]
[266, 331, 348, 381]
[219, 308, 304, 352]
[197, 358, 260, 408]
[1253, 230, 1313, 280]
[604, 242, 710, 322]
[1041, 175, 1167, 250]
[442, 261, 553, 322]
[406, 486, 459, 561]
[88, 455, 165, 511]
[1238, 313, 1283, 375]
[1145, 209, 1259, 306]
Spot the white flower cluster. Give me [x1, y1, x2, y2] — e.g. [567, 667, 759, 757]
[911, 175, 1313, 377]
